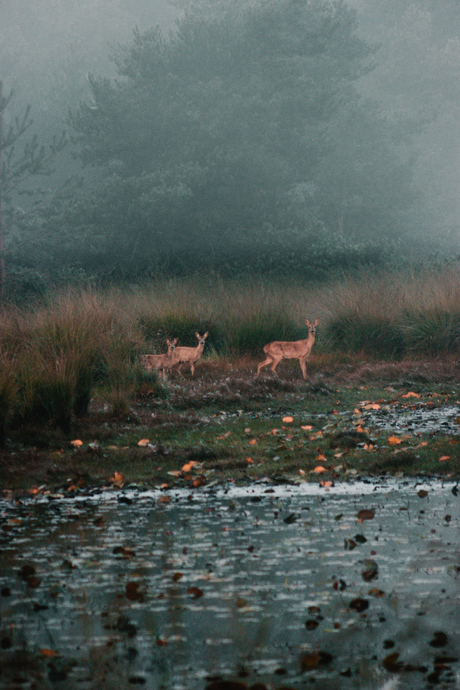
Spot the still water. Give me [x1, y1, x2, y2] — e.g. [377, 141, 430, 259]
[1, 479, 459, 689]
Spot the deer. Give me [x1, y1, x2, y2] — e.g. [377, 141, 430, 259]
[170, 332, 209, 376]
[139, 338, 178, 379]
[256, 319, 320, 380]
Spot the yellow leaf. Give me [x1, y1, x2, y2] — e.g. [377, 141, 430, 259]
[388, 436, 402, 445]
[137, 439, 150, 447]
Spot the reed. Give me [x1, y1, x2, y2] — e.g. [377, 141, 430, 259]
[0, 266, 459, 442]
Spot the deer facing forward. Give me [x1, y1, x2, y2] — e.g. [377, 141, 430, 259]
[257, 319, 319, 380]
[171, 332, 208, 376]
[140, 338, 178, 379]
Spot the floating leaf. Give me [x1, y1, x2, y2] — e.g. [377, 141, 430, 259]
[40, 648, 58, 658]
[417, 490, 428, 498]
[283, 513, 298, 524]
[188, 586, 204, 599]
[349, 598, 369, 613]
[362, 559, 378, 582]
[368, 588, 385, 597]
[305, 619, 319, 630]
[357, 509, 375, 522]
[109, 471, 125, 486]
[158, 495, 171, 505]
[172, 572, 183, 582]
[235, 597, 247, 608]
[429, 632, 448, 648]
[382, 652, 403, 672]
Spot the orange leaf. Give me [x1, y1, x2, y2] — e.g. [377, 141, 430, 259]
[282, 416, 294, 423]
[320, 480, 333, 488]
[40, 648, 58, 658]
[110, 471, 125, 486]
[181, 461, 197, 472]
[299, 469, 306, 475]
[70, 439, 83, 447]
[313, 465, 327, 473]
[137, 439, 150, 447]
[388, 436, 402, 445]
[310, 431, 323, 440]
[401, 391, 420, 399]
[316, 452, 327, 461]
[246, 457, 254, 464]
[301, 424, 313, 431]
[248, 439, 257, 445]
[158, 495, 171, 504]
[439, 455, 450, 462]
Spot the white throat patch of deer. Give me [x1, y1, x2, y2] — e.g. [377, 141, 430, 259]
[256, 319, 319, 380]
[140, 338, 177, 379]
[171, 332, 209, 376]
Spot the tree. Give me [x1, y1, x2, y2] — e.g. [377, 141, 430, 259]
[50, 0, 418, 279]
[0, 83, 67, 302]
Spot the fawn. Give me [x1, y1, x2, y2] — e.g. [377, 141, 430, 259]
[140, 338, 177, 379]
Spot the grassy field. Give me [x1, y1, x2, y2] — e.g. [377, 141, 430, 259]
[1, 268, 460, 493]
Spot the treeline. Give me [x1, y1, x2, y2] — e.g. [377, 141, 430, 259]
[1, 0, 460, 300]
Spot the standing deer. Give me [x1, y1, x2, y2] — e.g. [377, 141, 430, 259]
[140, 338, 178, 379]
[171, 332, 208, 376]
[256, 319, 320, 380]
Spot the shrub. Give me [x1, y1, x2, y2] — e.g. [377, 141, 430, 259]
[324, 314, 406, 358]
[226, 312, 305, 357]
[402, 309, 460, 356]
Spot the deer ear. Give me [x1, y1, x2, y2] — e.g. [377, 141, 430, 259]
[195, 332, 200, 338]
[305, 319, 311, 326]
[173, 338, 178, 344]
[204, 332, 209, 338]
[313, 319, 320, 326]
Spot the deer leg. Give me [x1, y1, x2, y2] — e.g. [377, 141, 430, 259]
[190, 362, 195, 376]
[299, 357, 307, 380]
[270, 356, 283, 374]
[257, 356, 273, 377]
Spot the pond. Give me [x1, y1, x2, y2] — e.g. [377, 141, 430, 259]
[1, 479, 459, 689]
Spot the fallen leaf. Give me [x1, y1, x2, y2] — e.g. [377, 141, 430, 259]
[401, 392, 420, 398]
[357, 509, 375, 522]
[439, 455, 450, 462]
[167, 470, 182, 477]
[137, 439, 150, 447]
[158, 495, 171, 504]
[248, 439, 257, 445]
[246, 457, 254, 464]
[382, 652, 403, 672]
[301, 424, 313, 431]
[349, 598, 369, 613]
[282, 416, 294, 423]
[362, 403, 381, 410]
[313, 466, 327, 473]
[40, 648, 58, 658]
[181, 461, 197, 472]
[320, 480, 333, 488]
[310, 431, 323, 440]
[388, 436, 402, 445]
[70, 439, 83, 447]
[188, 586, 204, 599]
[417, 490, 428, 498]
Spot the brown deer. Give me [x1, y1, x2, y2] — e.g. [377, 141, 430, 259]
[256, 319, 320, 380]
[140, 338, 177, 379]
[171, 332, 208, 376]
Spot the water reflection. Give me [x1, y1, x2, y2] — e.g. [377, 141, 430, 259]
[0, 480, 459, 689]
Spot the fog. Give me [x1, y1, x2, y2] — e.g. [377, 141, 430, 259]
[1, 0, 459, 294]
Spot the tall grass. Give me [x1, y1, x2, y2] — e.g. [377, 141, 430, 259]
[0, 267, 459, 442]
